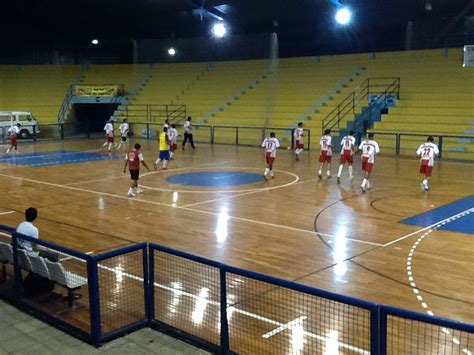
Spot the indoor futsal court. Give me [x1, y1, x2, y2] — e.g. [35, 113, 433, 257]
[0, 136, 472, 353]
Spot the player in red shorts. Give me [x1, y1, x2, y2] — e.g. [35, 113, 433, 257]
[123, 143, 151, 197]
[337, 130, 357, 184]
[261, 132, 280, 180]
[318, 129, 333, 179]
[102, 120, 115, 152]
[293, 122, 304, 161]
[168, 124, 179, 159]
[416, 136, 439, 191]
[6, 124, 20, 154]
[359, 133, 380, 192]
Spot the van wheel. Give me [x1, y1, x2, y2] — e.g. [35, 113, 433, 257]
[19, 130, 31, 139]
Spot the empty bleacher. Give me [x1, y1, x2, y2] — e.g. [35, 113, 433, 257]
[366, 49, 474, 160]
[0, 65, 83, 124]
[0, 49, 472, 159]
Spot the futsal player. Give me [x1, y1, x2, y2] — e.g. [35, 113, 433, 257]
[6, 123, 20, 154]
[359, 133, 380, 192]
[318, 129, 333, 179]
[169, 124, 179, 159]
[102, 120, 115, 152]
[182, 116, 195, 150]
[123, 143, 151, 197]
[154, 126, 171, 170]
[261, 132, 280, 180]
[294, 122, 304, 161]
[337, 130, 357, 184]
[416, 136, 439, 191]
[117, 119, 129, 150]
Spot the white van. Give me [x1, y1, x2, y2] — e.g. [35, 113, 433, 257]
[0, 111, 40, 139]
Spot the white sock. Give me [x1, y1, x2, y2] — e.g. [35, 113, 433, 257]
[327, 170, 331, 177]
[348, 165, 353, 178]
[264, 168, 270, 176]
[6, 148, 10, 153]
[337, 165, 343, 178]
[170, 152, 174, 159]
[362, 178, 368, 188]
[163, 160, 168, 168]
[102, 142, 108, 147]
[318, 169, 322, 176]
[108, 143, 112, 151]
[295, 148, 303, 155]
[270, 169, 274, 177]
[155, 159, 161, 165]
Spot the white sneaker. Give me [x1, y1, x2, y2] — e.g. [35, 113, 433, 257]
[136, 188, 144, 194]
[366, 182, 372, 190]
[424, 182, 429, 191]
[128, 191, 136, 197]
[361, 184, 366, 193]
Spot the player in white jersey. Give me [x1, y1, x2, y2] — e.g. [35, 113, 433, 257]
[168, 124, 179, 159]
[318, 129, 333, 179]
[6, 124, 20, 154]
[416, 136, 439, 191]
[337, 130, 357, 184]
[358, 133, 380, 192]
[293, 122, 304, 161]
[117, 119, 129, 150]
[261, 132, 280, 180]
[182, 116, 195, 149]
[102, 121, 115, 152]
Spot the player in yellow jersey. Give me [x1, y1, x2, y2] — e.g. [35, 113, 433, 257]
[154, 127, 171, 170]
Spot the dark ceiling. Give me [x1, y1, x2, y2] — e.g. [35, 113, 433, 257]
[2, 0, 474, 61]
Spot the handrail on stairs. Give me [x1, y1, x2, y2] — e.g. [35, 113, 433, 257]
[321, 77, 400, 133]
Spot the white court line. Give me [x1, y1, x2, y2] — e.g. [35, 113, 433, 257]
[65, 160, 235, 186]
[139, 166, 298, 194]
[0, 232, 94, 261]
[406, 209, 473, 355]
[180, 171, 302, 208]
[96, 264, 370, 354]
[0, 211, 15, 216]
[0, 148, 104, 161]
[0, 173, 382, 247]
[383, 207, 474, 247]
[262, 316, 307, 338]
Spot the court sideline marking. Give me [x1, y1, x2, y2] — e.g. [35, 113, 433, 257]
[0, 173, 382, 247]
[406, 208, 473, 355]
[383, 207, 474, 247]
[0, 211, 15, 216]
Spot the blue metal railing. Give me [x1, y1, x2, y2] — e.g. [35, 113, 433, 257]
[0, 224, 472, 353]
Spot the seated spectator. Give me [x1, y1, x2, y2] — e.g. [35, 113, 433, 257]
[17, 208, 58, 262]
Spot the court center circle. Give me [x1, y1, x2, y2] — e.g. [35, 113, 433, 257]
[166, 171, 264, 187]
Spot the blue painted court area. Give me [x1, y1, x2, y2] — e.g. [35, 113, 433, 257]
[0, 150, 120, 167]
[401, 195, 474, 234]
[166, 171, 264, 187]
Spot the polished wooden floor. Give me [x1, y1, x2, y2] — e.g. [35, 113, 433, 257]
[0, 138, 473, 353]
